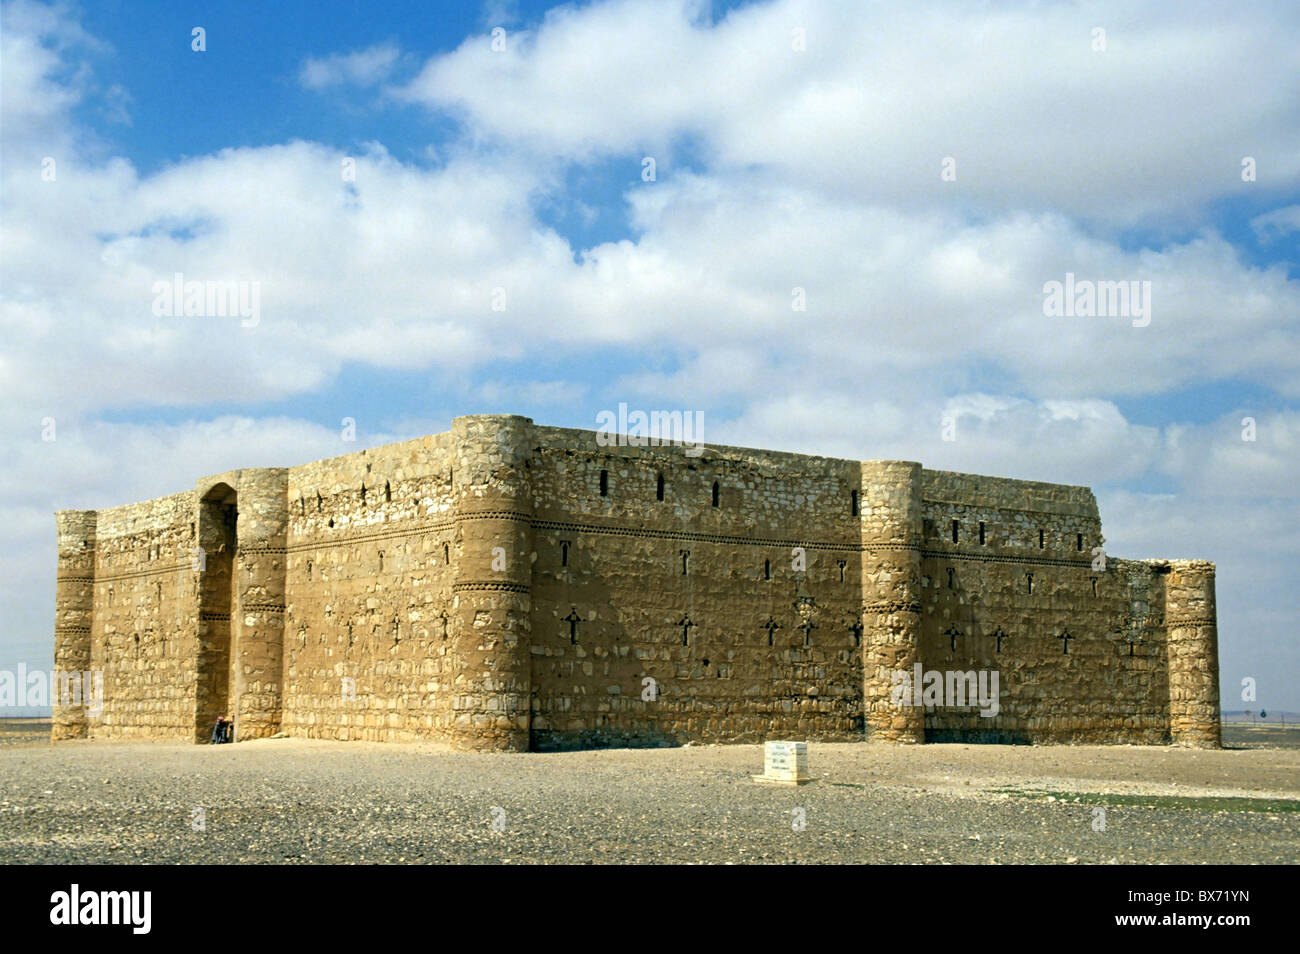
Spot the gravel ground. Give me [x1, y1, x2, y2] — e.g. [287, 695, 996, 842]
[1, 721, 1296, 864]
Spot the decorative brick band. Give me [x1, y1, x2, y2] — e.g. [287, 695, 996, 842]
[239, 545, 287, 555]
[287, 519, 454, 553]
[55, 575, 95, 583]
[94, 562, 191, 584]
[452, 581, 531, 594]
[923, 495, 1096, 512]
[54, 624, 91, 634]
[79, 528, 187, 553]
[1167, 617, 1217, 627]
[241, 603, 286, 614]
[282, 515, 1114, 568]
[921, 549, 1095, 570]
[865, 600, 922, 613]
[199, 612, 231, 622]
[533, 519, 860, 552]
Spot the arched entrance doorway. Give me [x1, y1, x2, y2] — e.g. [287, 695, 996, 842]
[196, 483, 237, 742]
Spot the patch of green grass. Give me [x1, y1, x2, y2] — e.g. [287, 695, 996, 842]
[991, 788, 1300, 813]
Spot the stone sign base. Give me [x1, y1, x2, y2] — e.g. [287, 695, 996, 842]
[753, 740, 811, 785]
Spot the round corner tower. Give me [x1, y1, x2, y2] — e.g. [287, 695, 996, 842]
[448, 414, 535, 752]
[1164, 559, 1221, 748]
[230, 467, 289, 740]
[859, 460, 925, 743]
[53, 509, 97, 741]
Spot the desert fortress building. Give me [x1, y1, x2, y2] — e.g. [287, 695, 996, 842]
[52, 414, 1221, 750]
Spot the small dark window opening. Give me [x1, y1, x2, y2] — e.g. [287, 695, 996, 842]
[299, 499, 305, 515]
[1039, 529, 1045, 549]
[443, 542, 450, 564]
[306, 560, 313, 580]
[681, 550, 690, 575]
[328, 518, 335, 528]
[1076, 533, 1084, 551]
[837, 560, 847, 582]
[951, 520, 959, 543]
[384, 481, 391, 503]
[764, 559, 771, 581]
[850, 490, 859, 516]
[378, 550, 384, 572]
[316, 492, 323, 512]
[599, 470, 608, 497]
[656, 473, 665, 501]
[360, 483, 367, 504]
[979, 522, 986, 545]
[1027, 573, 1034, 594]
[1091, 577, 1098, 596]
[712, 482, 720, 507]
[947, 567, 955, 590]
[561, 541, 570, 567]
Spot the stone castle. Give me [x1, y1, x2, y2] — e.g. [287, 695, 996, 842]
[52, 414, 1222, 750]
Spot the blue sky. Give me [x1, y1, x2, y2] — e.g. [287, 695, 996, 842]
[2, 0, 1298, 712]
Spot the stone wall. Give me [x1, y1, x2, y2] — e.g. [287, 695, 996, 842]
[915, 470, 1168, 743]
[527, 425, 865, 750]
[281, 433, 457, 742]
[82, 492, 197, 740]
[52, 414, 1222, 749]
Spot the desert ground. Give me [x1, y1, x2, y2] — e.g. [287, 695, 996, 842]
[1, 719, 1295, 864]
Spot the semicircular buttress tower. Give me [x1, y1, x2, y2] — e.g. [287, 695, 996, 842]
[447, 415, 535, 751]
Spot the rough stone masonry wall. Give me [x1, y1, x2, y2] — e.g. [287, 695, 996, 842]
[280, 433, 458, 741]
[84, 492, 198, 740]
[527, 425, 865, 749]
[916, 470, 1174, 743]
